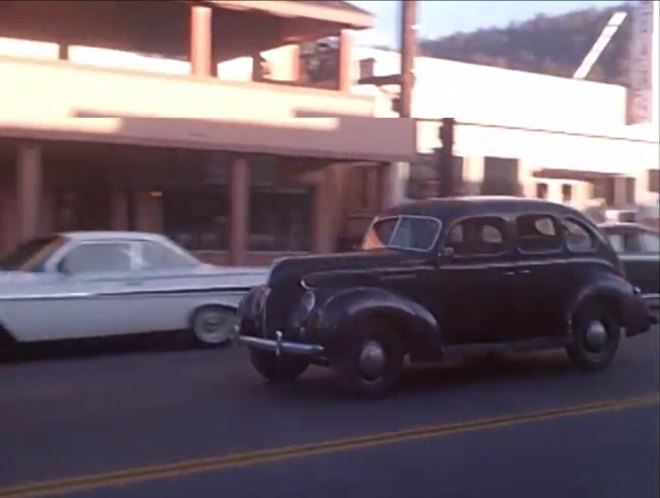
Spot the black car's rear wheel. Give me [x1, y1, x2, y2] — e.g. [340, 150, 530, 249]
[566, 301, 621, 372]
[249, 350, 309, 383]
[336, 322, 405, 398]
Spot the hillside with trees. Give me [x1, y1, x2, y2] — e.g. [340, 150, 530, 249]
[418, 3, 634, 85]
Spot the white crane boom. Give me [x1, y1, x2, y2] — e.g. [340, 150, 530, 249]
[573, 11, 628, 80]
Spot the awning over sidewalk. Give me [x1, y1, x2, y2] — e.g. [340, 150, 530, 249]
[0, 115, 417, 163]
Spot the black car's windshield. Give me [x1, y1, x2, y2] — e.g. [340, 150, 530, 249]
[0, 235, 66, 272]
[362, 216, 441, 252]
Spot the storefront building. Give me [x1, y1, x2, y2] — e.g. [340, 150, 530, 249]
[0, 1, 416, 262]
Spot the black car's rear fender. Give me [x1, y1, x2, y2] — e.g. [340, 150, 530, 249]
[309, 287, 441, 356]
[566, 275, 653, 337]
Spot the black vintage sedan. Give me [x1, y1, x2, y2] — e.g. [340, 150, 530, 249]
[598, 222, 659, 311]
[236, 197, 656, 397]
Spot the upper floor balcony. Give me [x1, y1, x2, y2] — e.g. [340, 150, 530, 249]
[0, 0, 375, 116]
[0, 1, 417, 162]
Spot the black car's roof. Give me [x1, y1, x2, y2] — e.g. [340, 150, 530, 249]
[382, 196, 582, 220]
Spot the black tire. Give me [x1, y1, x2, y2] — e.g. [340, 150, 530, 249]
[335, 322, 405, 398]
[249, 350, 309, 383]
[566, 301, 621, 372]
[190, 306, 237, 348]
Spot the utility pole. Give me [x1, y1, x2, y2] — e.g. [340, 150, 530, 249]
[399, 0, 417, 117]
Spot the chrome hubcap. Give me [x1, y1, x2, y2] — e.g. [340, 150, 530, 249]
[585, 320, 608, 350]
[196, 311, 234, 343]
[358, 341, 386, 379]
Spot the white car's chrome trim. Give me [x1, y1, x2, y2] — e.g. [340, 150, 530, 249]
[0, 285, 254, 302]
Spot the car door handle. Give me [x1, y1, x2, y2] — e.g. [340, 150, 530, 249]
[503, 271, 516, 276]
[517, 269, 531, 275]
[125, 281, 144, 287]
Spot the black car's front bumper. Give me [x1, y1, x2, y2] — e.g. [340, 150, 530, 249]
[233, 326, 325, 357]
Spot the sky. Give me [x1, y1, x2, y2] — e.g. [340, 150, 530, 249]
[348, 0, 624, 47]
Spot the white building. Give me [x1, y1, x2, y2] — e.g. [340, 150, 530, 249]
[351, 46, 659, 214]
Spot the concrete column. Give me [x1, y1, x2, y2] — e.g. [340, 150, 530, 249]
[229, 157, 249, 265]
[17, 143, 42, 242]
[613, 175, 629, 208]
[290, 44, 301, 83]
[0, 188, 17, 254]
[336, 30, 353, 92]
[190, 3, 212, 77]
[380, 162, 405, 210]
[111, 190, 129, 230]
[251, 52, 267, 82]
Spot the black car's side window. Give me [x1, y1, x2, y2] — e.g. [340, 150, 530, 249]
[516, 214, 562, 254]
[562, 218, 596, 253]
[445, 217, 507, 257]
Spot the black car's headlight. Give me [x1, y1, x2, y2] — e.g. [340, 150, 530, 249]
[300, 290, 316, 315]
[289, 290, 317, 328]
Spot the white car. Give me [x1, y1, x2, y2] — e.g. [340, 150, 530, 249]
[0, 232, 268, 347]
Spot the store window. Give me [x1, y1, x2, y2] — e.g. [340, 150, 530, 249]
[481, 157, 520, 195]
[649, 169, 659, 194]
[248, 155, 313, 252]
[561, 183, 573, 202]
[536, 183, 548, 199]
[161, 151, 231, 251]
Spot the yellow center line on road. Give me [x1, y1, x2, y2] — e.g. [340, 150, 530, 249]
[1, 392, 658, 498]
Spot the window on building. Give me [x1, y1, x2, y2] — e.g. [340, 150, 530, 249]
[445, 216, 507, 256]
[536, 183, 549, 199]
[561, 183, 573, 202]
[162, 188, 229, 251]
[248, 155, 313, 252]
[562, 218, 595, 253]
[159, 150, 231, 252]
[300, 38, 338, 84]
[61, 243, 132, 274]
[649, 169, 660, 193]
[407, 154, 463, 199]
[516, 214, 562, 253]
[481, 157, 520, 195]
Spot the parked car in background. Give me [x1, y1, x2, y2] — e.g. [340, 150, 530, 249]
[0, 232, 267, 347]
[236, 197, 656, 397]
[598, 222, 659, 310]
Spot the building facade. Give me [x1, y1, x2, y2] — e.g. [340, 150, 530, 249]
[0, 0, 416, 262]
[351, 47, 659, 227]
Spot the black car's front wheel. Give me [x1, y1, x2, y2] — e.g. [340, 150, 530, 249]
[249, 350, 309, 383]
[566, 301, 621, 372]
[336, 322, 405, 398]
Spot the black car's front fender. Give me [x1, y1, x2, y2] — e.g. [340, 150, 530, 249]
[306, 287, 441, 356]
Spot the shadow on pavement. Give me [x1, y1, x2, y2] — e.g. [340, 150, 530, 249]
[260, 352, 574, 402]
[0, 331, 226, 364]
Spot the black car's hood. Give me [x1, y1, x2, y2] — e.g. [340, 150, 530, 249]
[267, 249, 428, 286]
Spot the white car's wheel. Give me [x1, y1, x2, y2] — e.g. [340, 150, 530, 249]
[190, 306, 237, 347]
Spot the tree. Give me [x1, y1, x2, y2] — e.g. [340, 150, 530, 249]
[417, 3, 634, 84]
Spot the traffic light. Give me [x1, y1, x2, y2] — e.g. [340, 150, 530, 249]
[436, 118, 456, 197]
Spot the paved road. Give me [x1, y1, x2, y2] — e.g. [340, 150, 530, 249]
[0, 325, 658, 498]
